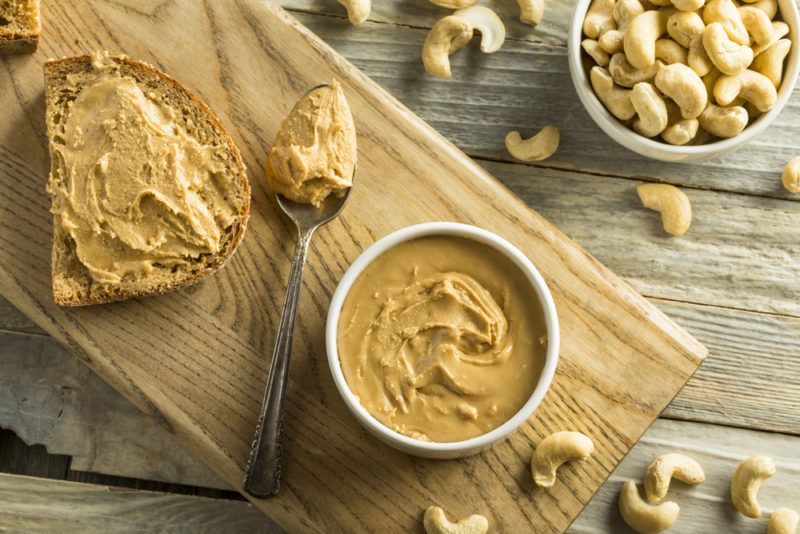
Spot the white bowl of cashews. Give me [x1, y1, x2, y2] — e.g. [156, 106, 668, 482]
[568, 0, 800, 162]
[325, 222, 560, 459]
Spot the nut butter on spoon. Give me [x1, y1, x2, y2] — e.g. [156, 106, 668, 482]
[243, 81, 357, 498]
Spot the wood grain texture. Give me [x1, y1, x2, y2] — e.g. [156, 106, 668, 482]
[281, 7, 800, 200]
[0, 473, 275, 533]
[0, 1, 705, 532]
[572, 419, 800, 533]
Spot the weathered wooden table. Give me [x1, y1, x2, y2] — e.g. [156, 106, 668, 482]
[1, 1, 798, 532]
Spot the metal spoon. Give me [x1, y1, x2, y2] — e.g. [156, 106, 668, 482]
[243, 185, 352, 498]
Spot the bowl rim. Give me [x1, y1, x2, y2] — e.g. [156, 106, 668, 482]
[567, 0, 800, 158]
[325, 222, 560, 454]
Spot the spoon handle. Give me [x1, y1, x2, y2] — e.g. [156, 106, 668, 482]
[243, 229, 313, 498]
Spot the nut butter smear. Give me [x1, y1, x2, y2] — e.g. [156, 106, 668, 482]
[47, 53, 236, 283]
[338, 236, 546, 442]
[266, 80, 356, 206]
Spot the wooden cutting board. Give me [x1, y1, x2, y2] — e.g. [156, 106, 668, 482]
[0, 0, 707, 531]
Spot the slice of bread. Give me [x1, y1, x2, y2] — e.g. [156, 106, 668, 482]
[0, 0, 40, 54]
[44, 54, 250, 306]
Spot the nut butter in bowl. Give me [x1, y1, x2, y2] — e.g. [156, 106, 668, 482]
[326, 222, 559, 459]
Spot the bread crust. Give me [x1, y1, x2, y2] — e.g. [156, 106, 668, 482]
[44, 54, 251, 306]
[0, 36, 38, 54]
[0, 0, 40, 54]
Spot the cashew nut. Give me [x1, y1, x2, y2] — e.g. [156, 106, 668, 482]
[671, 0, 704, 11]
[753, 21, 790, 56]
[616, 0, 646, 28]
[429, 0, 477, 8]
[611, 53, 663, 86]
[703, 0, 750, 45]
[667, 11, 705, 47]
[750, 0, 778, 20]
[702, 67, 722, 103]
[637, 183, 692, 236]
[453, 6, 505, 53]
[782, 156, 800, 193]
[625, 11, 669, 69]
[337, 0, 370, 25]
[619, 480, 680, 534]
[423, 506, 488, 534]
[667, 12, 712, 75]
[738, 6, 773, 45]
[769, 508, 800, 534]
[703, 22, 754, 75]
[505, 126, 560, 162]
[699, 103, 749, 136]
[422, 16, 474, 78]
[584, 0, 618, 39]
[584, 39, 611, 66]
[643, 453, 706, 503]
[517, 0, 544, 25]
[530, 431, 594, 488]
[752, 38, 791, 87]
[731, 455, 776, 518]
[600, 30, 626, 54]
[655, 38, 688, 64]
[662, 101, 699, 144]
[632, 82, 669, 136]
[655, 63, 708, 118]
[591, 66, 637, 119]
[714, 69, 777, 111]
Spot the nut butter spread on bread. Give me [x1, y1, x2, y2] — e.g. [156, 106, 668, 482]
[44, 52, 250, 305]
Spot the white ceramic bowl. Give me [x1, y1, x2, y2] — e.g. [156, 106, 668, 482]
[568, 0, 800, 162]
[325, 222, 560, 459]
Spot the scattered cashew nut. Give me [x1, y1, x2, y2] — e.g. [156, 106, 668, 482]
[643, 453, 706, 503]
[423, 506, 488, 534]
[752, 38, 791, 87]
[703, 22, 754, 75]
[769, 508, 800, 534]
[714, 69, 777, 111]
[517, 0, 544, 25]
[591, 66, 637, 119]
[505, 126, 560, 162]
[637, 183, 692, 236]
[337, 0, 370, 25]
[619, 480, 680, 534]
[625, 10, 669, 69]
[584, 39, 611, 66]
[703, 0, 750, 46]
[699, 104, 749, 137]
[422, 16, 474, 78]
[530, 431, 594, 488]
[584, 0, 618, 39]
[453, 6, 506, 53]
[731, 455, 776, 518]
[610, 53, 663, 87]
[632, 82, 669, 137]
[429, 0, 477, 8]
[782, 156, 800, 193]
[655, 63, 708, 119]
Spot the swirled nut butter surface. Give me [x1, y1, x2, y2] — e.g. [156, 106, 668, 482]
[47, 55, 237, 284]
[266, 81, 356, 206]
[338, 236, 547, 442]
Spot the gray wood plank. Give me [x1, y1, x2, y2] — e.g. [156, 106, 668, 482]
[0, 473, 278, 533]
[0, 328, 228, 490]
[571, 419, 800, 533]
[282, 9, 800, 200]
[480, 160, 800, 317]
